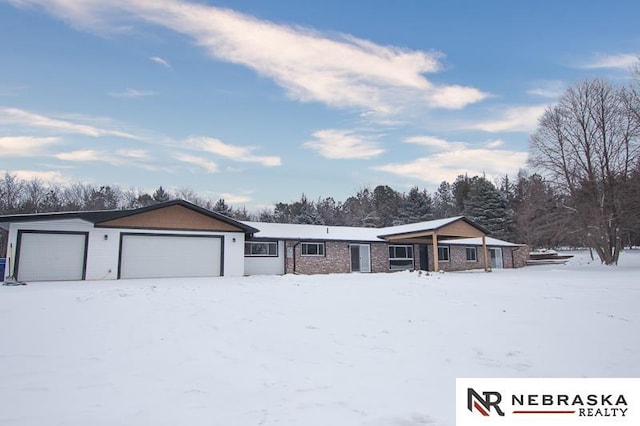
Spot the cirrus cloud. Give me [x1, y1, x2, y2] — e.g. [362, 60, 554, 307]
[374, 135, 527, 186]
[303, 129, 385, 160]
[8, 0, 487, 114]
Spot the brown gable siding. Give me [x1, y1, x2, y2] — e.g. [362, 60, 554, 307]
[96, 204, 243, 232]
[437, 220, 485, 237]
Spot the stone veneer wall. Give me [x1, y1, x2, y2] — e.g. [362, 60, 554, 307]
[283, 240, 528, 274]
[285, 240, 390, 274]
[511, 245, 529, 268]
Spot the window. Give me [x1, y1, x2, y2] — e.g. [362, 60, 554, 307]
[301, 242, 325, 256]
[389, 244, 414, 270]
[245, 241, 278, 257]
[466, 247, 477, 262]
[437, 246, 450, 262]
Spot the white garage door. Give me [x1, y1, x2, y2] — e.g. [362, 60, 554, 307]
[16, 232, 87, 281]
[119, 234, 222, 279]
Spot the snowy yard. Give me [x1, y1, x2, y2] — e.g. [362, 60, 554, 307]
[1, 251, 639, 426]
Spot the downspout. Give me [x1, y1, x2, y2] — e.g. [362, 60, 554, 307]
[292, 241, 301, 274]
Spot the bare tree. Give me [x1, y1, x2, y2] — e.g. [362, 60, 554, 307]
[529, 79, 640, 264]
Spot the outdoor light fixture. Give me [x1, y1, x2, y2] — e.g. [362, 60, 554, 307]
[232, 237, 236, 243]
[104, 234, 108, 240]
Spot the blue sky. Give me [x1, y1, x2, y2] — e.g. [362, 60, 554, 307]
[1, 0, 638, 210]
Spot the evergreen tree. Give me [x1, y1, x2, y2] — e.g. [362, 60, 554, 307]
[212, 198, 233, 216]
[452, 174, 471, 214]
[463, 177, 514, 240]
[432, 181, 456, 218]
[396, 186, 433, 224]
[152, 186, 172, 202]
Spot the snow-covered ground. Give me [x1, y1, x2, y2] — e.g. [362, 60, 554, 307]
[1, 250, 638, 426]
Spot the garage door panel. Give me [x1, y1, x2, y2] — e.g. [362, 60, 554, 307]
[120, 234, 222, 279]
[17, 232, 87, 281]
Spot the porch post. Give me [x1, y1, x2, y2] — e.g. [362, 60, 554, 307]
[482, 235, 490, 272]
[432, 232, 439, 272]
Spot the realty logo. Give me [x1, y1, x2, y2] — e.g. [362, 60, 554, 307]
[467, 388, 505, 417]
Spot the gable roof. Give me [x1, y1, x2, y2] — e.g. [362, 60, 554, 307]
[242, 221, 384, 242]
[0, 199, 259, 234]
[243, 216, 491, 242]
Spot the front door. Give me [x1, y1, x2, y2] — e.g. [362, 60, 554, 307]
[350, 244, 371, 273]
[489, 248, 503, 269]
[419, 244, 428, 271]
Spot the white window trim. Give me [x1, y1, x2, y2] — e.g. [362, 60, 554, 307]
[245, 241, 278, 257]
[389, 244, 414, 260]
[301, 242, 325, 257]
[465, 246, 478, 262]
[437, 245, 450, 262]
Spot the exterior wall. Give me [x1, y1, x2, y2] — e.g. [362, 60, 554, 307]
[244, 240, 285, 275]
[427, 244, 487, 272]
[285, 240, 389, 275]
[6, 219, 245, 280]
[511, 246, 529, 268]
[370, 243, 389, 273]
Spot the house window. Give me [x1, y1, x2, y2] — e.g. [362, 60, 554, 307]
[301, 242, 325, 256]
[245, 241, 278, 257]
[466, 247, 477, 262]
[389, 245, 414, 270]
[437, 246, 450, 262]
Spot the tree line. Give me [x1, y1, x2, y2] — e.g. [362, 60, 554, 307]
[1, 73, 639, 265]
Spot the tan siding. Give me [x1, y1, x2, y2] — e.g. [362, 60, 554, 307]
[96, 205, 243, 232]
[437, 220, 485, 237]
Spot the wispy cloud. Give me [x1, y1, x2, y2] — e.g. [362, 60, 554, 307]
[0, 107, 142, 139]
[109, 88, 157, 98]
[580, 53, 639, 70]
[470, 105, 547, 133]
[149, 56, 171, 68]
[175, 153, 218, 173]
[218, 192, 252, 203]
[527, 80, 565, 99]
[10, 0, 487, 114]
[374, 135, 527, 186]
[1, 169, 71, 185]
[186, 136, 281, 167]
[404, 135, 465, 151]
[115, 149, 152, 160]
[54, 149, 122, 164]
[0, 136, 60, 156]
[303, 129, 385, 160]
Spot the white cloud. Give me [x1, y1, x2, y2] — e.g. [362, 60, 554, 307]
[404, 135, 465, 151]
[175, 153, 218, 173]
[374, 135, 527, 186]
[2, 169, 71, 185]
[470, 105, 547, 133]
[303, 129, 385, 160]
[527, 80, 565, 99]
[186, 136, 281, 167]
[115, 149, 151, 160]
[580, 53, 639, 70]
[54, 149, 122, 165]
[109, 88, 157, 98]
[218, 192, 252, 203]
[10, 0, 487, 114]
[0, 136, 60, 156]
[149, 56, 171, 68]
[0, 107, 142, 139]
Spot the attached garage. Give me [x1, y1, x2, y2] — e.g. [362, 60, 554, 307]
[119, 233, 223, 279]
[16, 231, 88, 282]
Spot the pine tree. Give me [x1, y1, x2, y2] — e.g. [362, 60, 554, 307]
[463, 177, 514, 240]
[396, 186, 433, 224]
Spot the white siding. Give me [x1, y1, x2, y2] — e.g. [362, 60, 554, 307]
[120, 234, 221, 279]
[244, 240, 285, 275]
[6, 219, 247, 280]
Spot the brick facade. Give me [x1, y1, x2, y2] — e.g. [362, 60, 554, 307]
[284, 240, 528, 275]
[285, 240, 389, 274]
